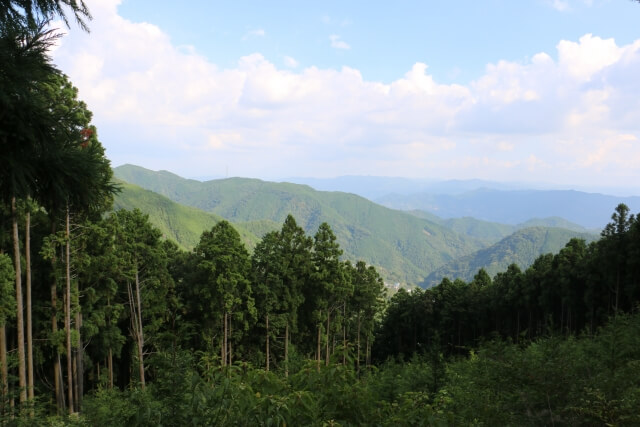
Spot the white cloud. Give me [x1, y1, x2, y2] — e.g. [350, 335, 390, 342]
[51, 0, 640, 186]
[550, 0, 570, 11]
[329, 34, 350, 50]
[283, 56, 299, 68]
[242, 28, 265, 40]
[547, 0, 597, 11]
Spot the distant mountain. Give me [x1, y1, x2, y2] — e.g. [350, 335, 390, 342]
[408, 211, 594, 245]
[284, 176, 640, 202]
[376, 189, 640, 229]
[285, 176, 525, 200]
[113, 180, 263, 251]
[420, 227, 599, 288]
[114, 164, 486, 285]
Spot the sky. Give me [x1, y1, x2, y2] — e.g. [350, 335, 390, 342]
[51, 0, 640, 191]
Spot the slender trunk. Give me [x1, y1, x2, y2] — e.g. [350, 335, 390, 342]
[342, 302, 346, 366]
[316, 321, 321, 371]
[265, 314, 269, 372]
[72, 352, 77, 411]
[12, 196, 27, 405]
[75, 312, 83, 411]
[65, 206, 74, 413]
[107, 297, 113, 390]
[615, 270, 620, 314]
[325, 311, 330, 366]
[284, 323, 289, 378]
[1, 325, 7, 415]
[220, 333, 224, 367]
[356, 312, 361, 373]
[108, 348, 113, 389]
[223, 312, 228, 367]
[50, 222, 64, 413]
[228, 317, 232, 366]
[366, 334, 370, 368]
[25, 208, 34, 408]
[134, 267, 145, 389]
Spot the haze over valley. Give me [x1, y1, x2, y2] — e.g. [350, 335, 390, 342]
[3, 0, 640, 424]
[113, 164, 627, 288]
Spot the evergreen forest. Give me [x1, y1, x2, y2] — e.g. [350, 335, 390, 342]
[2, 1, 640, 425]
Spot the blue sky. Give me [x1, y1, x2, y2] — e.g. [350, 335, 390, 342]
[52, 0, 640, 191]
[117, 0, 640, 84]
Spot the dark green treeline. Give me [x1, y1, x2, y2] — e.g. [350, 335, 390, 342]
[374, 203, 640, 361]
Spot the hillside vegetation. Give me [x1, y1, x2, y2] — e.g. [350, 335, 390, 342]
[409, 210, 595, 245]
[113, 180, 264, 250]
[114, 164, 486, 284]
[421, 226, 599, 287]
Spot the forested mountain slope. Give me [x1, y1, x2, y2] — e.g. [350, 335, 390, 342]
[113, 180, 265, 250]
[421, 226, 599, 287]
[409, 210, 594, 245]
[377, 188, 640, 228]
[114, 164, 486, 284]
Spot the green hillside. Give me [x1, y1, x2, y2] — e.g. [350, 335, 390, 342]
[114, 165, 487, 284]
[113, 180, 262, 250]
[420, 226, 599, 287]
[409, 210, 593, 245]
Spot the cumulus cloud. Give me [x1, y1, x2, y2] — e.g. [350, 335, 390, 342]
[329, 34, 350, 50]
[549, 0, 570, 11]
[283, 56, 299, 68]
[51, 0, 640, 186]
[547, 0, 597, 11]
[242, 28, 265, 40]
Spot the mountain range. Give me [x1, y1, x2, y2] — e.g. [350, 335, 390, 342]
[376, 189, 640, 229]
[112, 164, 607, 287]
[421, 226, 598, 288]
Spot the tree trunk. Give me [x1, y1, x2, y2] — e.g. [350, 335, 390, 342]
[107, 297, 113, 390]
[316, 321, 321, 371]
[134, 267, 145, 389]
[356, 312, 361, 372]
[265, 314, 269, 372]
[615, 270, 620, 314]
[1, 324, 8, 415]
[228, 317, 232, 366]
[223, 312, 228, 367]
[126, 265, 145, 389]
[12, 196, 27, 405]
[25, 207, 34, 408]
[50, 222, 64, 412]
[72, 352, 78, 411]
[342, 302, 346, 366]
[284, 323, 289, 378]
[108, 348, 113, 389]
[325, 312, 330, 366]
[75, 312, 83, 411]
[366, 334, 370, 368]
[65, 206, 74, 413]
[220, 334, 225, 367]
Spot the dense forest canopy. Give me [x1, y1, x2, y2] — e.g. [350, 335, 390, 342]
[1, 2, 640, 425]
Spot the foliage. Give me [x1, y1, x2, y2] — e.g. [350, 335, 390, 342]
[423, 226, 598, 287]
[113, 164, 486, 285]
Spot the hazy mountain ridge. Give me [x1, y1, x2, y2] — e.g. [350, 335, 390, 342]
[115, 165, 612, 287]
[114, 165, 487, 284]
[283, 176, 525, 200]
[421, 226, 599, 288]
[113, 180, 263, 250]
[408, 211, 595, 245]
[376, 188, 640, 229]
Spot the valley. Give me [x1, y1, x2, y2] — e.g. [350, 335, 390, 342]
[114, 164, 602, 288]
